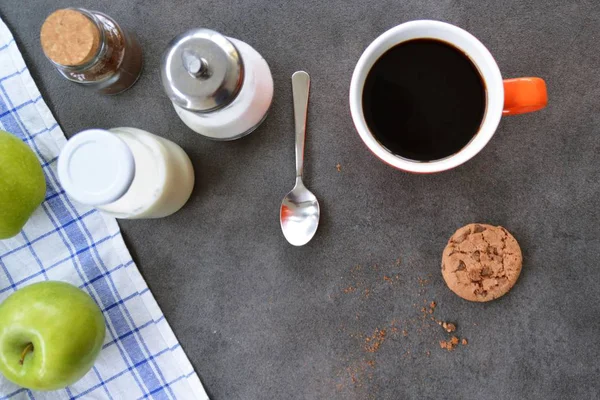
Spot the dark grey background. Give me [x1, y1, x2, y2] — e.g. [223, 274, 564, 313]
[2, 1, 599, 399]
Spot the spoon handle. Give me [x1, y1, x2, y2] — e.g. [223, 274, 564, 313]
[292, 71, 310, 179]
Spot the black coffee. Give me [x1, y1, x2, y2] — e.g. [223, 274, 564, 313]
[362, 39, 486, 161]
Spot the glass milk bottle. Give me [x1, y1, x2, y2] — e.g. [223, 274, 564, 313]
[58, 128, 194, 219]
[160, 28, 273, 140]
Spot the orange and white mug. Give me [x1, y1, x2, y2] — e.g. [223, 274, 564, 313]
[349, 20, 548, 173]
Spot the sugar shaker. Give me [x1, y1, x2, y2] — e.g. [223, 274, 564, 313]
[160, 29, 273, 140]
[40, 8, 143, 95]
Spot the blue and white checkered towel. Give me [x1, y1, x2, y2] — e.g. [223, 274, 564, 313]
[0, 17, 208, 400]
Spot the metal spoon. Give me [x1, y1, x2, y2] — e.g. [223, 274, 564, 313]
[280, 71, 320, 246]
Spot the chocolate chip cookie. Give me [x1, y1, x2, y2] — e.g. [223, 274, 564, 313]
[441, 224, 522, 302]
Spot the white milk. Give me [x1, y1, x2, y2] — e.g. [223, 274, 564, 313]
[58, 127, 194, 219]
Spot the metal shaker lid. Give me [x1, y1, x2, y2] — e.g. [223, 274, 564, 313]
[160, 29, 244, 113]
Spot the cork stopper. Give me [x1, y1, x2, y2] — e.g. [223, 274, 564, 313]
[40, 9, 101, 66]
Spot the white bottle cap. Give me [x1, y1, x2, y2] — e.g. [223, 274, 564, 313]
[58, 129, 135, 206]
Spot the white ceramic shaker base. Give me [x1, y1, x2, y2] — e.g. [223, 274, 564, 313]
[99, 127, 195, 219]
[173, 38, 274, 140]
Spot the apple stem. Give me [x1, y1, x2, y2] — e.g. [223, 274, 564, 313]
[19, 343, 33, 366]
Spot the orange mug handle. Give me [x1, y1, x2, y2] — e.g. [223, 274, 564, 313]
[503, 77, 548, 116]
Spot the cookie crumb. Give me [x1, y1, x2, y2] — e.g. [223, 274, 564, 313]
[364, 328, 386, 353]
[462, 338, 468, 346]
[336, 163, 342, 172]
[441, 322, 456, 333]
[440, 336, 461, 351]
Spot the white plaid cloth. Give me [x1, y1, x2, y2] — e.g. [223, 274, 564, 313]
[0, 17, 208, 400]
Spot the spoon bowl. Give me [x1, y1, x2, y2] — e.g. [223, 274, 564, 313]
[280, 179, 320, 246]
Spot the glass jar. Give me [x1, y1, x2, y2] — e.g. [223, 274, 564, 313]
[57, 128, 195, 219]
[40, 8, 143, 95]
[160, 29, 273, 140]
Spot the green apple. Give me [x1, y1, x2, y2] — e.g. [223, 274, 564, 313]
[0, 130, 46, 239]
[0, 281, 106, 390]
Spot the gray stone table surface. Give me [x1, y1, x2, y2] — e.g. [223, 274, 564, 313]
[2, 1, 599, 399]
